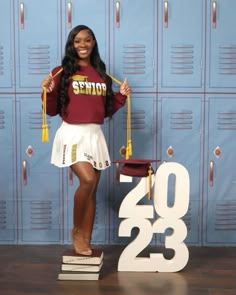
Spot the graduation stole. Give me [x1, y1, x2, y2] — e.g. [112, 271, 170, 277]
[41, 68, 63, 142]
[107, 74, 132, 160]
[41, 69, 132, 160]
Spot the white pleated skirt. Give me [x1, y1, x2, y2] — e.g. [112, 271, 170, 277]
[51, 121, 111, 169]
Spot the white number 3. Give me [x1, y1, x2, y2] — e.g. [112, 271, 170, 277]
[118, 162, 190, 272]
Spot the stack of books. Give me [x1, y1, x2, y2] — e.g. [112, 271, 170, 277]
[58, 248, 104, 281]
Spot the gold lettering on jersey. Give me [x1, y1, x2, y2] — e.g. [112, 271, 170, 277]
[71, 74, 107, 96]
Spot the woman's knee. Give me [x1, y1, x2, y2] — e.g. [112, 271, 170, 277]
[80, 174, 97, 188]
[71, 163, 97, 187]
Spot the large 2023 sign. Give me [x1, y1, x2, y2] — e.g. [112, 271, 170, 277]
[118, 162, 190, 272]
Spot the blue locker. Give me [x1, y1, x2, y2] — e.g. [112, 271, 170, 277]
[16, 95, 62, 243]
[63, 124, 110, 245]
[0, 0, 14, 91]
[0, 97, 16, 243]
[14, 0, 61, 92]
[158, 0, 205, 92]
[110, 0, 157, 92]
[110, 94, 157, 244]
[61, 0, 109, 244]
[158, 95, 203, 245]
[204, 95, 236, 245]
[62, 0, 109, 63]
[206, 0, 236, 92]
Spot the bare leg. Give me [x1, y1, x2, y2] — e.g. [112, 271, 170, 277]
[70, 162, 101, 255]
[82, 170, 101, 248]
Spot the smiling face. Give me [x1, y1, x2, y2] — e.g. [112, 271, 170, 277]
[73, 29, 95, 66]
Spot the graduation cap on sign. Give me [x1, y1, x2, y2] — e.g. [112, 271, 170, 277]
[114, 158, 160, 199]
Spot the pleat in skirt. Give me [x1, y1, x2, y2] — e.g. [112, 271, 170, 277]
[51, 121, 111, 169]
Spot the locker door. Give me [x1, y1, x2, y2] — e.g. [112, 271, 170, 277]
[158, 0, 205, 92]
[0, 97, 16, 243]
[205, 96, 236, 245]
[158, 95, 203, 245]
[63, 124, 110, 245]
[15, 0, 61, 92]
[61, 0, 109, 244]
[206, 0, 236, 92]
[62, 0, 108, 62]
[110, 0, 157, 92]
[110, 94, 158, 244]
[0, 0, 14, 91]
[17, 95, 62, 243]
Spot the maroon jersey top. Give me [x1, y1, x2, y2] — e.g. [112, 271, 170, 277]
[44, 65, 126, 124]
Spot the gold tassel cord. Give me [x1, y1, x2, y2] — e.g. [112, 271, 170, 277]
[42, 86, 49, 142]
[148, 165, 152, 200]
[126, 95, 132, 160]
[108, 74, 132, 159]
[41, 68, 63, 142]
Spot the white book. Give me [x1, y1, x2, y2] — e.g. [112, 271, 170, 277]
[58, 272, 100, 281]
[62, 249, 103, 265]
[61, 261, 103, 272]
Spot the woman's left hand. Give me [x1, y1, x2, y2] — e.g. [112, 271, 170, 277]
[120, 78, 131, 96]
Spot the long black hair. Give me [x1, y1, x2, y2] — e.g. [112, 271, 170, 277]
[57, 25, 114, 117]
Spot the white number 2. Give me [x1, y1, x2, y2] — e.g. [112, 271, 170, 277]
[118, 162, 190, 272]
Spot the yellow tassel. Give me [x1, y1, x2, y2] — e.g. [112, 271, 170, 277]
[42, 124, 49, 142]
[125, 139, 132, 159]
[41, 68, 63, 142]
[126, 93, 132, 159]
[108, 74, 132, 161]
[41, 87, 49, 142]
[148, 166, 152, 200]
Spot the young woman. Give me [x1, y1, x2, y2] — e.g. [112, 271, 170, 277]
[41, 25, 131, 255]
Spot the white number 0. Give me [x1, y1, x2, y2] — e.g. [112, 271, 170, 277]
[118, 162, 190, 272]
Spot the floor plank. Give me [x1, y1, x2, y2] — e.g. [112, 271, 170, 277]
[0, 245, 236, 295]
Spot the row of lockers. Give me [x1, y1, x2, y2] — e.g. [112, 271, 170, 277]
[1, 0, 236, 94]
[1, 0, 236, 246]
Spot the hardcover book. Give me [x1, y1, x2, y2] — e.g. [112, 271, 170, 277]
[62, 249, 104, 265]
[61, 261, 103, 272]
[58, 271, 100, 281]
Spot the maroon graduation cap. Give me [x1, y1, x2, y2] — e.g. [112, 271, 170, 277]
[114, 158, 160, 199]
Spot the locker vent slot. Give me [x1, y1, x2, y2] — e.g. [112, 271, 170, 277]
[28, 111, 52, 130]
[170, 110, 193, 130]
[27, 45, 51, 75]
[30, 201, 52, 230]
[218, 111, 236, 130]
[0, 110, 5, 130]
[219, 45, 236, 75]
[0, 46, 4, 75]
[215, 202, 236, 230]
[171, 45, 194, 75]
[122, 110, 146, 130]
[0, 201, 7, 230]
[122, 45, 146, 75]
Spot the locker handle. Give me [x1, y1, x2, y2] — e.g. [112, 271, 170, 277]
[67, 1, 72, 28]
[116, 1, 120, 28]
[20, 2, 24, 29]
[164, 1, 168, 28]
[69, 168, 73, 186]
[22, 160, 27, 185]
[212, 1, 216, 28]
[209, 160, 214, 187]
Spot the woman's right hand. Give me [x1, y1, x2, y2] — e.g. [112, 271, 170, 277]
[40, 73, 55, 93]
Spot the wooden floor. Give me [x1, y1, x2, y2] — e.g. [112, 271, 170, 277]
[1, 244, 236, 295]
